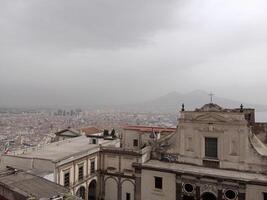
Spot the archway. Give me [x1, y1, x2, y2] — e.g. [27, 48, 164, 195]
[88, 180, 97, 200]
[76, 186, 86, 200]
[104, 177, 118, 200]
[201, 192, 217, 200]
[121, 179, 135, 200]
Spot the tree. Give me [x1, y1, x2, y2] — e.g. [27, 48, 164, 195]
[103, 129, 109, 137]
[110, 129, 116, 138]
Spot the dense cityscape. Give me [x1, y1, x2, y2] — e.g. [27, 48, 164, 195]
[0, 107, 177, 152]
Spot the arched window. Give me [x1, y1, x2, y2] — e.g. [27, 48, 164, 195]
[76, 186, 86, 200]
[201, 192, 217, 200]
[88, 180, 97, 200]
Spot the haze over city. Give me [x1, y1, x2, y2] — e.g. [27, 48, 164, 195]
[1, 0, 267, 107]
[1, 1, 267, 200]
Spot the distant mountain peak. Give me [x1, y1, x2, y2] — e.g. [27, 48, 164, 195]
[187, 89, 208, 95]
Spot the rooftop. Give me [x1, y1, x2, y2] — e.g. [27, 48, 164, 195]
[80, 126, 102, 136]
[197, 103, 223, 112]
[7, 136, 119, 162]
[54, 128, 81, 136]
[192, 103, 254, 114]
[0, 169, 70, 199]
[123, 125, 176, 133]
[142, 160, 267, 184]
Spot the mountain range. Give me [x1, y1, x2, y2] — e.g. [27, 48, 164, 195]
[121, 90, 267, 113]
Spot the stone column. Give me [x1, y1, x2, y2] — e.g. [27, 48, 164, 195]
[196, 186, 200, 200]
[176, 176, 182, 200]
[217, 189, 222, 200]
[98, 173, 104, 200]
[118, 176, 122, 200]
[135, 175, 142, 200]
[239, 182, 246, 200]
[134, 166, 142, 200]
[238, 193, 246, 200]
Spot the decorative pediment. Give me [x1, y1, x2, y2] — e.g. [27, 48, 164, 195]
[194, 113, 228, 123]
[197, 103, 223, 112]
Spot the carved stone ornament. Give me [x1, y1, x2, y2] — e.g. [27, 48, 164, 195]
[194, 126, 226, 133]
[200, 184, 218, 197]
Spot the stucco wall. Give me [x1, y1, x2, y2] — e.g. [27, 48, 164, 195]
[1, 155, 54, 172]
[176, 111, 267, 172]
[105, 177, 118, 200]
[246, 185, 267, 200]
[141, 169, 176, 200]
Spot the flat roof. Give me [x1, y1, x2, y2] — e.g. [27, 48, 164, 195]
[142, 160, 267, 184]
[0, 170, 69, 199]
[7, 136, 118, 162]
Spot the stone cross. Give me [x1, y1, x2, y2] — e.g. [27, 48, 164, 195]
[209, 92, 214, 103]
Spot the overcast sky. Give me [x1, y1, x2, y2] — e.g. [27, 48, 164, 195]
[1, 0, 267, 107]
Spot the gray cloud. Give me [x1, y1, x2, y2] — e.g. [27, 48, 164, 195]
[1, 0, 267, 107]
[0, 0, 178, 49]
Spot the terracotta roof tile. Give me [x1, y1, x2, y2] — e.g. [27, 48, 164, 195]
[123, 125, 176, 133]
[80, 127, 102, 135]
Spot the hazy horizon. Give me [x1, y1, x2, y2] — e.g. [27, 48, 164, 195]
[1, 0, 267, 107]
[1, 90, 267, 109]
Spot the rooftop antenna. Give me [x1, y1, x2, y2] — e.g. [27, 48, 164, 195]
[209, 92, 214, 103]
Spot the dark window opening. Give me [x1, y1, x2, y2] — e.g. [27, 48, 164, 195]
[263, 193, 267, 200]
[133, 139, 138, 147]
[205, 137, 218, 159]
[78, 165, 84, 181]
[201, 192, 216, 200]
[126, 193, 131, 200]
[184, 184, 194, 193]
[64, 172, 70, 187]
[76, 186, 86, 200]
[154, 176, 162, 189]
[224, 190, 236, 200]
[90, 159, 95, 174]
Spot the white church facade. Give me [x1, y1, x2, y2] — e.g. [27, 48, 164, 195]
[134, 103, 267, 200]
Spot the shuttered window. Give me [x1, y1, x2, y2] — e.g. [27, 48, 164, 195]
[64, 172, 70, 187]
[90, 159, 95, 174]
[205, 137, 218, 159]
[78, 165, 84, 181]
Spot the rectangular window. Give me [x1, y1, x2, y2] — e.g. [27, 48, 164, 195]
[205, 137, 218, 159]
[78, 165, 84, 181]
[92, 138, 97, 144]
[64, 172, 70, 187]
[263, 193, 267, 200]
[126, 193, 131, 200]
[90, 159, 95, 174]
[133, 139, 138, 147]
[154, 176, 162, 189]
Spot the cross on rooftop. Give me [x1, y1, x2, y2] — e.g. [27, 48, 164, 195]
[209, 92, 214, 103]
